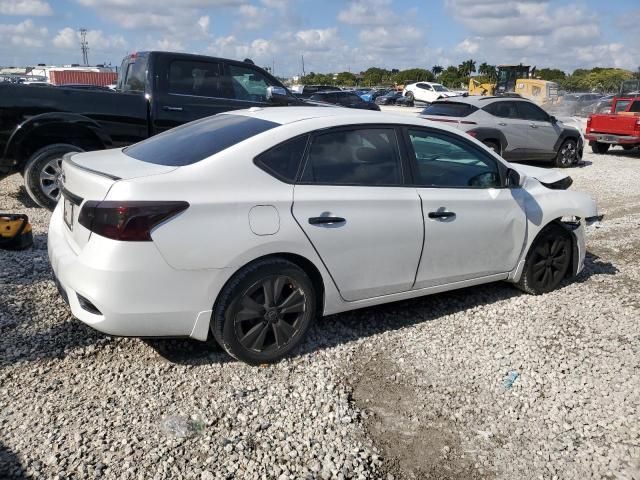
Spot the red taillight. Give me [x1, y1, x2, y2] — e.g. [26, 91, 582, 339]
[467, 130, 478, 137]
[78, 201, 189, 241]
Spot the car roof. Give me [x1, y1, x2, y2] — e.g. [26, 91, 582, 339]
[430, 95, 531, 107]
[225, 106, 452, 130]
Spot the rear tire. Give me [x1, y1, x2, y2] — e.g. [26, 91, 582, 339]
[591, 142, 610, 155]
[622, 145, 635, 151]
[405, 91, 414, 102]
[516, 224, 572, 295]
[23, 144, 83, 210]
[211, 258, 316, 365]
[554, 139, 577, 168]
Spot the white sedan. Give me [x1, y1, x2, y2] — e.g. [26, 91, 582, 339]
[403, 82, 458, 104]
[49, 107, 598, 364]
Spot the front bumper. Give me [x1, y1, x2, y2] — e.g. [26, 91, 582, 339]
[47, 203, 230, 340]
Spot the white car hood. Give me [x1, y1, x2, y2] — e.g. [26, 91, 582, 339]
[510, 163, 568, 184]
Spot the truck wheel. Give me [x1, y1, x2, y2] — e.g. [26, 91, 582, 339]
[24, 144, 83, 210]
[591, 142, 610, 155]
[554, 139, 577, 168]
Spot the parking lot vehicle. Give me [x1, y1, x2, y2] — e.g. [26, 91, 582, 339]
[360, 88, 391, 103]
[585, 82, 640, 154]
[560, 93, 602, 115]
[290, 84, 337, 99]
[49, 107, 598, 364]
[308, 90, 380, 110]
[0, 51, 300, 209]
[403, 82, 457, 103]
[421, 96, 583, 167]
[375, 91, 414, 106]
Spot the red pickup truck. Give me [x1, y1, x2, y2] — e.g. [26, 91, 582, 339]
[586, 92, 640, 154]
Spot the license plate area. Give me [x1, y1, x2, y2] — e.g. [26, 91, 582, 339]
[63, 197, 74, 230]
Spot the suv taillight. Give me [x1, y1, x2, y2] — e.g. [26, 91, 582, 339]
[78, 201, 189, 241]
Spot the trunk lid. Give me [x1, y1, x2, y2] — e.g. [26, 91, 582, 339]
[60, 149, 176, 251]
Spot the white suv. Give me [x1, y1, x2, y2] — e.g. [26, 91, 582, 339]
[403, 82, 458, 104]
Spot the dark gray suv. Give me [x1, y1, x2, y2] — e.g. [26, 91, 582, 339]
[420, 96, 583, 167]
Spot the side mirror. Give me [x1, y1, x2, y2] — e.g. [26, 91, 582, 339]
[549, 115, 557, 123]
[506, 168, 522, 188]
[266, 86, 289, 104]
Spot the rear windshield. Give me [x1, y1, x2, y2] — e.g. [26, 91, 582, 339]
[421, 102, 478, 117]
[124, 115, 278, 166]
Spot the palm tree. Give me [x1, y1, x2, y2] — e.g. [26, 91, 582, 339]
[478, 62, 496, 80]
[459, 59, 476, 78]
[431, 65, 443, 78]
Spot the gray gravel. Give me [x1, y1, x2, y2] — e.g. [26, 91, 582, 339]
[1, 147, 639, 479]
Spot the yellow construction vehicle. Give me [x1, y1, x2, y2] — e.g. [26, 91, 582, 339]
[468, 65, 559, 105]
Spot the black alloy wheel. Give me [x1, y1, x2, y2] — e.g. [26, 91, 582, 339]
[212, 259, 316, 364]
[555, 139, 577, 168]
[234, 275, 306, 353]
[516, 225, 572, 295]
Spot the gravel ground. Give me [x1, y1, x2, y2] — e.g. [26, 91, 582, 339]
[1, 147, 639, 480]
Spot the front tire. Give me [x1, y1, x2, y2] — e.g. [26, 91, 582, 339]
[23, 144, 83, 210]
[591, 142, 610, 155]
[211, 258, 316, 365]
[516, 225, 572, 295]
[554, 139, 577, 168]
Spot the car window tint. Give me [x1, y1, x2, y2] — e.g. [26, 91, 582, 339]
[422, 102, 478, 117]
[615, 100, 631, 112]
[516, 102, 549, 121]
[340, 93, 363, 104]
[408, 129, 500, 189]
[227, 64, 277, 102]
[301, 129, 402, 185]
[168, 60, 227, 98]
[483, 101, 518, 118]
[124, 115, 278, 166]
[255, 135, 308, 182]
[629, 101, 640, 112]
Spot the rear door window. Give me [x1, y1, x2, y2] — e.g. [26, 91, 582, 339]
[422, 102, 478, 117]
[168, 60, 227, 98]
[124, 114, 278, 166]
[300, 128, 402, 186]
[255, 135, 308, 183]
[516, 102, 549, 121]
[483, 101, 519, 118]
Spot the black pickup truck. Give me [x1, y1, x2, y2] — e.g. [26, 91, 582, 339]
[0, 51, 301, 209]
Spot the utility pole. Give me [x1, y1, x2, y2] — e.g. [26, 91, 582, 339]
[301, 55, 305, 77]
[79, 28, 89, 66]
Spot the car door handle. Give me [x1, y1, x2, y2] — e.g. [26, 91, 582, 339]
[308, 216, 346, 225]
[498, 122, 507, 126]
[428, 211, 456, 219]
[162, 106, 184, 112]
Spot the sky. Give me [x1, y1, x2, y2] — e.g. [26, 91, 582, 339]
[0, 0, 638, 76]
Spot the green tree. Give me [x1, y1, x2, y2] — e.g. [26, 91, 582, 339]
[536, 68, 566, 83]
[477, 62, 496, 81]
[335, 71, 357, 86]
[362, 67, 391, 86]
[431, 65, 443, 77]
[392, 68, 434, 85]
[458, 59, 476, 79]
[439, 66, 464, 88]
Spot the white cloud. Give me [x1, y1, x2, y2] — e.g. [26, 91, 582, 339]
[197, 15, 210, 35]
[338, 0, 397, 26]
[237, 4, 267, 29]
[358, 25, 422, 50]
[0, 0, 52, 16]
[295, 28, 340, 50]
[455, 38, 479, 55]
[0, 19, 48, 47]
